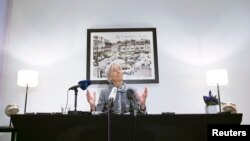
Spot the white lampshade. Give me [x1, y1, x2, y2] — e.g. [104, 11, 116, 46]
[17, 70, 39, 87]
[206, 69, 228, 86]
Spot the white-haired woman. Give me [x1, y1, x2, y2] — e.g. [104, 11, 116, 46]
[86, 61, 148, 114]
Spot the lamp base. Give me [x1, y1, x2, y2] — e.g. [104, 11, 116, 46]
[68, 111, 91, 115]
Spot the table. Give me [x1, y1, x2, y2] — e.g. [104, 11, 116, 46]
[11, 113, 242, 141]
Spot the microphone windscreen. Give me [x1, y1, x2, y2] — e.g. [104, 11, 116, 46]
[109, 87, 117, 100]
[78, 80, 91, 90]
[126, 89, 135, 100]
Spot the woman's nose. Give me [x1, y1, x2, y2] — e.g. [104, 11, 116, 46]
[117, 70, 122, 74]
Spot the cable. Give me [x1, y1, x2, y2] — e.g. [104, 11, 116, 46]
[107, 109, 111, 141]
[64, 90, 70, 113]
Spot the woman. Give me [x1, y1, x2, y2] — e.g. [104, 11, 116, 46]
[86, 61, 148, 114]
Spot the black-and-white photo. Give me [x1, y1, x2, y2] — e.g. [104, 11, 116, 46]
[87, 28, 159, 84]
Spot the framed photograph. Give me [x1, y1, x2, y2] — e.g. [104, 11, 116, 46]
[86, 28, 159, 84]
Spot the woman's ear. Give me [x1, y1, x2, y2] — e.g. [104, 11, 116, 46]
[107, 77, 113, 84]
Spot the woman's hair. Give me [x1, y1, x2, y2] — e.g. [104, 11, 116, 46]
[105, 61, 122, 83]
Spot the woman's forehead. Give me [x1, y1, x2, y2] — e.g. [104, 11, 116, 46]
[111, 64, 121, 69]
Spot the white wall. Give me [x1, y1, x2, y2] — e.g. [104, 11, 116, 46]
[0, 0, 9, 96]
[0, 0, 12, 140]
[0, 0, 10, 119]
[1, 0, 250, 133]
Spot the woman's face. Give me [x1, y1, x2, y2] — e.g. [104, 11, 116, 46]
[109, 64, 123, 82]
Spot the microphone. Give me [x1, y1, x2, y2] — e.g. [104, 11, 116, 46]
[126, 89, 139, 115]
[126, 89, 135, 101]
[68, 80, 91, 90]
[106, 87, 117, 109]
[109, 87, 117, 100]
[67, 80, 91, 114]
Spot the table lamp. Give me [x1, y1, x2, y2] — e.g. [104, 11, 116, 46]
[206, 69, 228, 112]
[17, 70, 39, 113]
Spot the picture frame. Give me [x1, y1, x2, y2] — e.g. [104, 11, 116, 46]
[86, 28, 159, 84]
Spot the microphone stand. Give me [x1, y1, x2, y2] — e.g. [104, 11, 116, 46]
[73, 88, 78, 111]
[68, 88, 82, 115]
[128, 99, 137, 141]
[129, 99, 137, 116]
[107, 108, 111, 141]
[106, 99, 114, 141]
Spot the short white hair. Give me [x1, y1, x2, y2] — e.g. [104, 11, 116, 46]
[105, 61, 122, 83]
